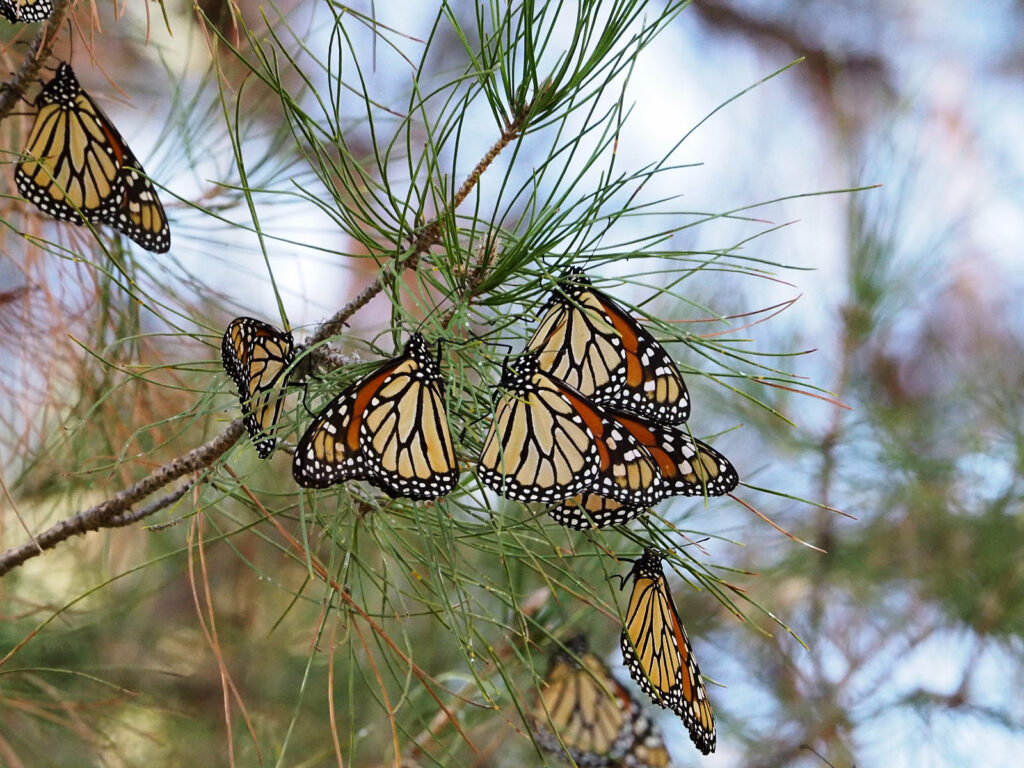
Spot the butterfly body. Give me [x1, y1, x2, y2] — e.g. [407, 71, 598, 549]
[527, 268, 689, 425]
[221, 317, 295, 458]
[293, 333, 459, 500]
[620, 548, 715, 755]
[15, 62, 170, 253]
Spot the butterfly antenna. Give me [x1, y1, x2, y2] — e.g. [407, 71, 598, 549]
[413, 278, 464, 337]
[300, 380, 317, 419]
[611, 554, 642, 590]
[458, 410, 490, 443]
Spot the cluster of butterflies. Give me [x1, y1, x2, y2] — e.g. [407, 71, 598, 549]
[9, 10, 728, 763]
[13, 60, 171, 253]
[221, 269, 733, 761]
[222, 268, 738, 528]
[533, 550, 717, 765]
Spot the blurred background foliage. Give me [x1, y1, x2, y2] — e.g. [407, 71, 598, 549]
[1, 1, 1023, 767]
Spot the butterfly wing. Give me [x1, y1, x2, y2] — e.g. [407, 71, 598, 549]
[526, 275, 626, 397]
[221, 317, 294, 459]
[16, 63, 125, 224]
[545, 409, 736, 529]
[620, 549, 716, 755]
[531, 635, 637, 767]
[609, 409, 738, 498]
[547, 493, 649, 530]
[108, 148, 170, 253]
[293, 333, 459, 499]
[478, 355, 602, 502]
[0, 0, 54, 23]
[357, 335, 459, 499]
[620, 709, 672, 768]
[478, 354, 664, 505]
[528, 268, 690, 425]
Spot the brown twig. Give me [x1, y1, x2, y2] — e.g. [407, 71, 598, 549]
[104, 479, 197, 527]
[0, 421, 244, 577]
[0, 108, 529, 578]
[306, 112, 526, 348]
[0, 0, 75, 121]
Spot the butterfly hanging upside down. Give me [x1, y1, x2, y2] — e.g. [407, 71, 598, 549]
[476, 350, 737, 527]
[620, 548, 716, 755]
[293, 332, 460, 500]
[547, 406, 739, 529]
[526, 267, 691, 426]
[531, 633, 672, 768]
[476, 351, 667, 507]
[221, 317, 295, 459]
[15, 62, 171, 253]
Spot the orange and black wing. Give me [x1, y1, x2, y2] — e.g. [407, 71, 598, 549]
[16, 61, 170, 253]
[16, 62, 125, 224]
[547, 493, 649, 530]
[478, 353, 664, 506]
[531, 634, 635, 766]
[293, 333, 458, 499]
[221, 317, 294, 458]
[531, 633, 672, 768]
[527, 267, 690, 425]
[609, 408, 738, 498]
[620, 708, 672, 768]
[620, 548, 716, 755]
[545, 410, 736, 529]
[108, 148, 170, 253]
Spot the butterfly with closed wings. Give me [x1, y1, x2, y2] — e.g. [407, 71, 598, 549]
[619, 548, 716, 755]
[293, 333, 459, 500]
[15, 62, 170, 253]
[477, 352, 666, 507]
[531, 633, 672, 768]
[221, 317, 295, 459]
[527, 268, 689, 426]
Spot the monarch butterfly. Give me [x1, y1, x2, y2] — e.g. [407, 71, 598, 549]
[531, 634, 671, 768]
[221, 317, 295, 459]
[527, 268, 689, 426]
[477, 352, 665, 506]
[0, 0, 52, 23]
[293, 332, 459, 499]
[547, 409, 738, 528]
[15, 62, 171, 253]
[620, 548, 715, 755]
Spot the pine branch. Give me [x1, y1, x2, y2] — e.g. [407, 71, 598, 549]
[0, 108, 529, 579]
[305, 110, 527, 348]
[0, 421, 244, 577]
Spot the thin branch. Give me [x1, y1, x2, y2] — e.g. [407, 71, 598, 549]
[0, 421, 244, 577]
[0, 107, 529, 578]
[306, 111, 527, 348]
[0, 0, 75, 121]
[105, 479, 197, 527]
